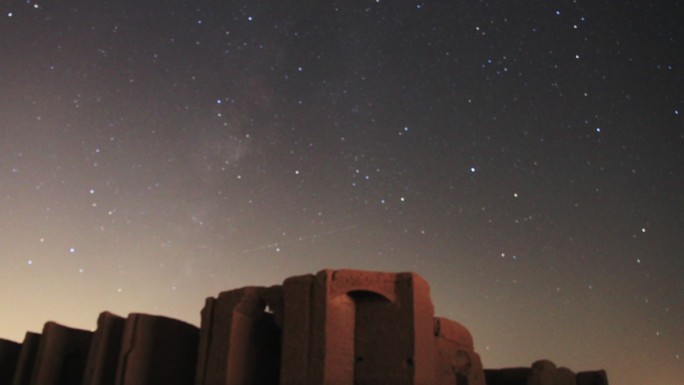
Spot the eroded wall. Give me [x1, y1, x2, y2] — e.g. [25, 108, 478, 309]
[0, 269, 609, 385]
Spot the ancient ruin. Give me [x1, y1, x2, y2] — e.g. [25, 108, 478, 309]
[0, 269, 608, 384]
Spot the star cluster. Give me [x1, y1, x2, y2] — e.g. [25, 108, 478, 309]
[1, 2, 683, 385]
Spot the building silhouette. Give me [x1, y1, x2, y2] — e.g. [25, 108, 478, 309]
[0, 269, 608, 385]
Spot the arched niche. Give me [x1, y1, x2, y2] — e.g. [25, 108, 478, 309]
[349, 290, 407, 384]
[281, 270, 436, 385]
[324, 290, 411, 385]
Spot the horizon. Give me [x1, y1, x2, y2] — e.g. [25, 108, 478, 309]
[1, 2, 682, 385]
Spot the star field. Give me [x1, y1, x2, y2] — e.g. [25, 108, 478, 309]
[1, 2, 683, 384]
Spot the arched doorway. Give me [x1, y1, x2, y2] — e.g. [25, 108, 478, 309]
[348, 290, 409, 385]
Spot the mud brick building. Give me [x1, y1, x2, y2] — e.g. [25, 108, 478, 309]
[0, 269, 608, 385]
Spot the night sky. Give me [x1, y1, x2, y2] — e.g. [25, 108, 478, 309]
[1, 1, 683, 384]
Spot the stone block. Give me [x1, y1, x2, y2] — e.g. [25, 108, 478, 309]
[114, 313, 198, 385]
[82, 312, 126, 385]
[11, 332, 41, 385]
[0, 338, 21, 383]
[29, 322, 92, 385]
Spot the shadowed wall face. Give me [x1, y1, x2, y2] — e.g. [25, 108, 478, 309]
[30, 322, 92, 385]
[81, 312, 126, 385]
[249, 312, 281, 385]
[11, 332, 41, 385]
[0, 339, 21, 382]
[115, 314, 198, 385]
[194, 287, 282, 385]
[352, 290, 410, 385]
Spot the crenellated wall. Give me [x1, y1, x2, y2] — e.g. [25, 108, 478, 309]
[0, 269, 608, 385]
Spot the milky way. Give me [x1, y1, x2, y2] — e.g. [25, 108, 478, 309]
[1, 2, 683, 384]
